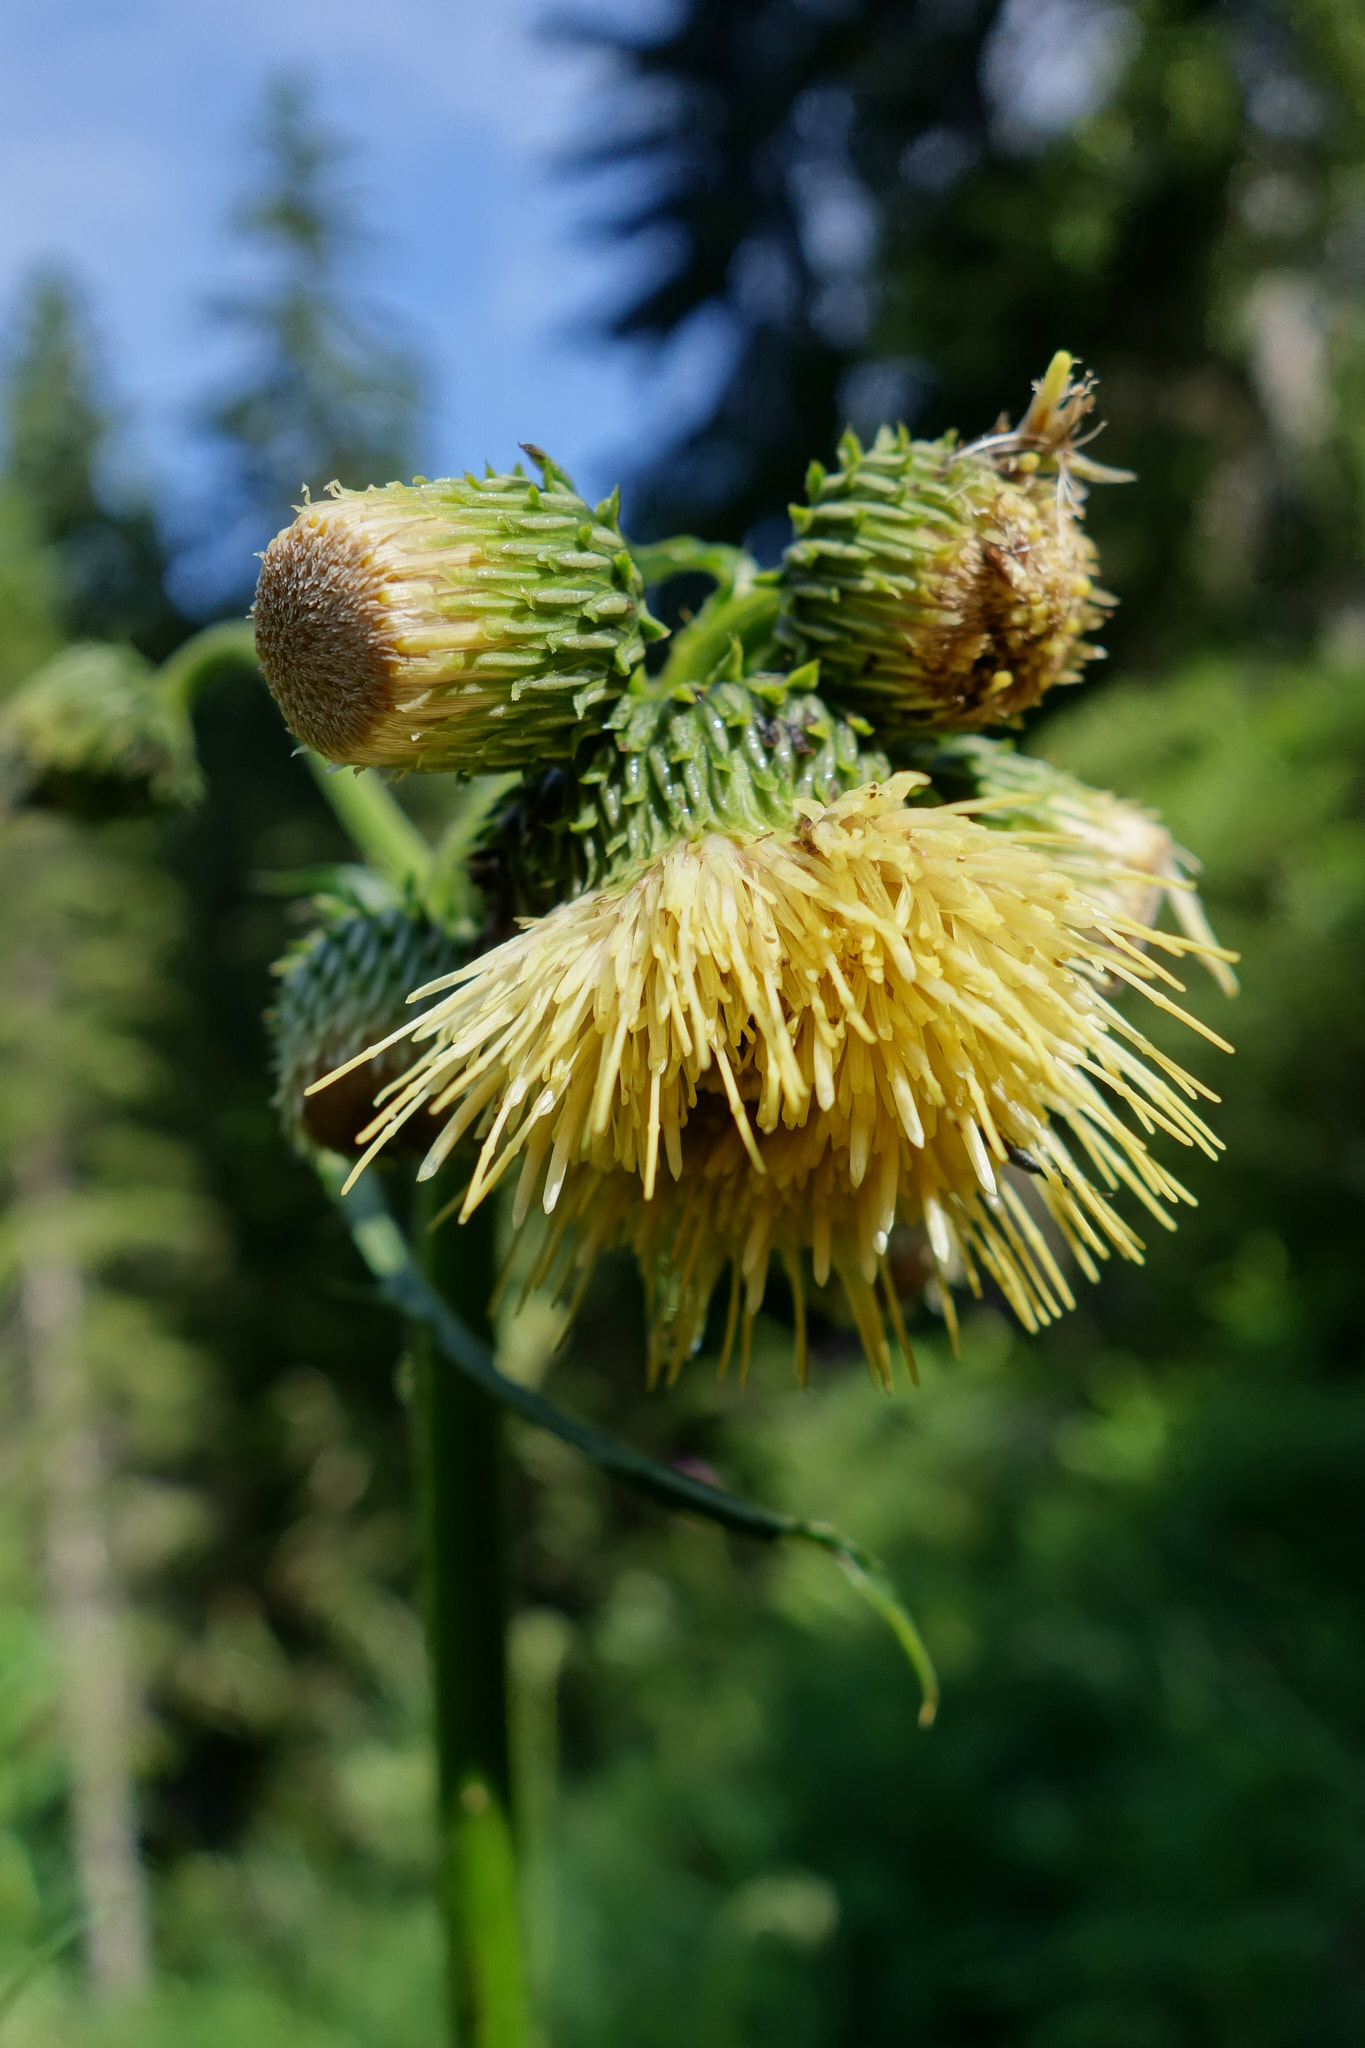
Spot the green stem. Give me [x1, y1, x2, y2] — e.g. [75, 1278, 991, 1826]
[413, 1175, 529, 2047]
[304, 754, 433, 894]
[629, 537, 753, 590]
[156, 620, 259, 709]
[650, 581, 783, 694]
[0, 1918, 85, 2035]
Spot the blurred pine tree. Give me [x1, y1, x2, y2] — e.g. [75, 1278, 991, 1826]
[0, 790, 221, 1998]
[198, 77, 423, 606]
[0, 282, 194, 2004]
[567, 0, 1365, 661]
[97, 78, 448, 2032]
[1, 274, 189, 659]
[0, 85, 433, 2020]
[0, 487, 59, 696]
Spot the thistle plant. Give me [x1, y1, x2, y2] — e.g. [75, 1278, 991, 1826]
[256, 354, 1236, 2048]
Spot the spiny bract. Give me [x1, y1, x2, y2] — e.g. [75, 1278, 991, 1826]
[778, 356, 1117, 737]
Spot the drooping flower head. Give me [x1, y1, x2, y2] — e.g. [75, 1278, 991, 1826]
[253, 455, 665, 774]
[778, 353, 1125, 737]
[316, 730, 1231, 1382]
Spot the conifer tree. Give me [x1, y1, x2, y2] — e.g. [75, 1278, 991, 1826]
[0, 774, 218, 1999]
[0, 269, 214, 2007]
[0, 488, 59, 696]
[203, 78, 422, 603]
[1, 274, 185, 659]
[96, 80, 449, 1998]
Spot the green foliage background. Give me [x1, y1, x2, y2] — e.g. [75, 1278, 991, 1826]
[1, 15, 1364, 2044]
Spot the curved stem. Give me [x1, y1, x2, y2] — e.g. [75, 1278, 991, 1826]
[160, 623, 440, 901]
[304, 755, 433, 893]
[339, 1166, 799, 1540]
[650, 581, 783, 695]
[629, 537, 753, 591]
[156, 620, 259, 709]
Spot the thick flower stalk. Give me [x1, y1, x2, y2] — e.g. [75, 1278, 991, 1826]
[778, 353, 1121, 736]
[253, 456, 664, 774]
[316, 773, 1230, 1384]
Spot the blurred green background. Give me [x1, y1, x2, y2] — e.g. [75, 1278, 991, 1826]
[2, 3, 1365, 2042]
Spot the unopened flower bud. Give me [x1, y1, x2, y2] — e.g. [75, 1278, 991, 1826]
[271, 897, 465, 1154]
[253, 455, 665, 774]
[0, 643, 201, 808]
[778, 354, 1119, 736]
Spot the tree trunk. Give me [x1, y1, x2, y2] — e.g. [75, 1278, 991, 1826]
[17, 1139, 151, 1999]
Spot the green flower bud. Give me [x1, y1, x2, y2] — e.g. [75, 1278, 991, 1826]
[487, 659, 888, 908]
[778, 354, 1117, 737]
[0, 643, 201, 808]
[271, 892, 466, 1154]
[253, 454, 666, 775]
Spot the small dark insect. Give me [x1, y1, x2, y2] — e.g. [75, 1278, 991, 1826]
[754, 707, 816, 757]
[1007, 1144, 1045, 1176]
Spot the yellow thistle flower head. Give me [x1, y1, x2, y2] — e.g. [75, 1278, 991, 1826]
[777, 353, 1125, 736]
[253, 454, 665, 775]
[316, 769, 1233, 1386]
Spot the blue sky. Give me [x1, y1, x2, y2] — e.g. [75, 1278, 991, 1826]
[0, 0, 722, 575]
